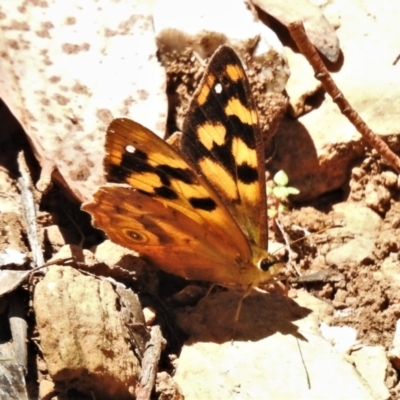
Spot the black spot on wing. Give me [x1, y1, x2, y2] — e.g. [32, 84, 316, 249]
[138, 189, 154, 197]
[120, 149, 149, 172]
[210, 140, 235, 176]
[154, 186, 178, 199]
[237, 163, 258, 184]
[227, 115, 256, 149]
[189, 197, 217, 211]
[157, 165, 194, 185]
[211, 74, 248, 109]
[106, 148, 150, 182]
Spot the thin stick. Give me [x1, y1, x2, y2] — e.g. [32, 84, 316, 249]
[288, 21, 400, 173]
[296, 337, 311, 389]
[135, 325, 165, 400]
[17, 152, 44, 268]
[10, 151, 46, 375]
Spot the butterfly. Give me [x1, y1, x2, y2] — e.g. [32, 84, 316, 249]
[82, 45, 282, 292]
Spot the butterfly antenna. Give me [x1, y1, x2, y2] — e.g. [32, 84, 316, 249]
[191, 50, 207, 67]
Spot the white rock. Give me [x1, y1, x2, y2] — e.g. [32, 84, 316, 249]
[175, 289, 376, 399]
[380, 254, 400, 287]
[332, 202, 382, 239]
[326, 237, 375, 265]
[143, 307, 157, 326]
[324, 205, 379, 265]
[365, 182, 391, 214]
[34, 266, 140, 398]
[388, 321, 400, 372]
[0, 249, 27, 268]
[351, 345, 391, 400]
[320, 322, 358, 354]
[381, 171, 398, 188]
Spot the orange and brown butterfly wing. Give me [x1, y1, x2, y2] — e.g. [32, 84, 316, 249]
[182, 46, 268, 249]
[103, 118, 249, 250]
[81, 117, 254, 284]
[83, 184, 254, 286]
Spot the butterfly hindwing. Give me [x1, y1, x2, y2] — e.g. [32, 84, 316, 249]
[182, 46, 268, 249]
[83, 184, 258, 285]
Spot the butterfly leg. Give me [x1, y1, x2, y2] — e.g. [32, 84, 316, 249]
[231, 284, 254, 342]
[205, 283, 216, 297]
[234, 284, 253, 323]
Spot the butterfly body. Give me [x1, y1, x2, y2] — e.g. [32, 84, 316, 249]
[82, 46, 282, 290]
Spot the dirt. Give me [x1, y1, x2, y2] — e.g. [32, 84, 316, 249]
[271, 155, 400, 354]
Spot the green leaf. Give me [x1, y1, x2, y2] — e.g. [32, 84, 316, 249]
[287, 187, 300, 195]
[273, 186, 290, 199]
[273, 170, 289, 187]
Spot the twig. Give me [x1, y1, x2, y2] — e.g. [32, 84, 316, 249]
[290, 267, 343, 284]
[288, 21, 400, 173]
[135, 325, 166, 400]
[29, 257, 75, 273]
[13, 152, 46, 377]
[17, 152, 44, 268]
[296, 338, 311, 389]
[114, 283, 149, 360]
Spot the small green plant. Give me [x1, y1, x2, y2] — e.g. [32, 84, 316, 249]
[267, 170, 299, 217]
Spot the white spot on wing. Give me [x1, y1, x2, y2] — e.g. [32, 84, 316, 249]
[125, 145, 135, 153]
[215, 83, 223, 94]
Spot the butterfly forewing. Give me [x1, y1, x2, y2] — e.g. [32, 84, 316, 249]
[181, 46, 268, 249]
[102, 117, 252, 260]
